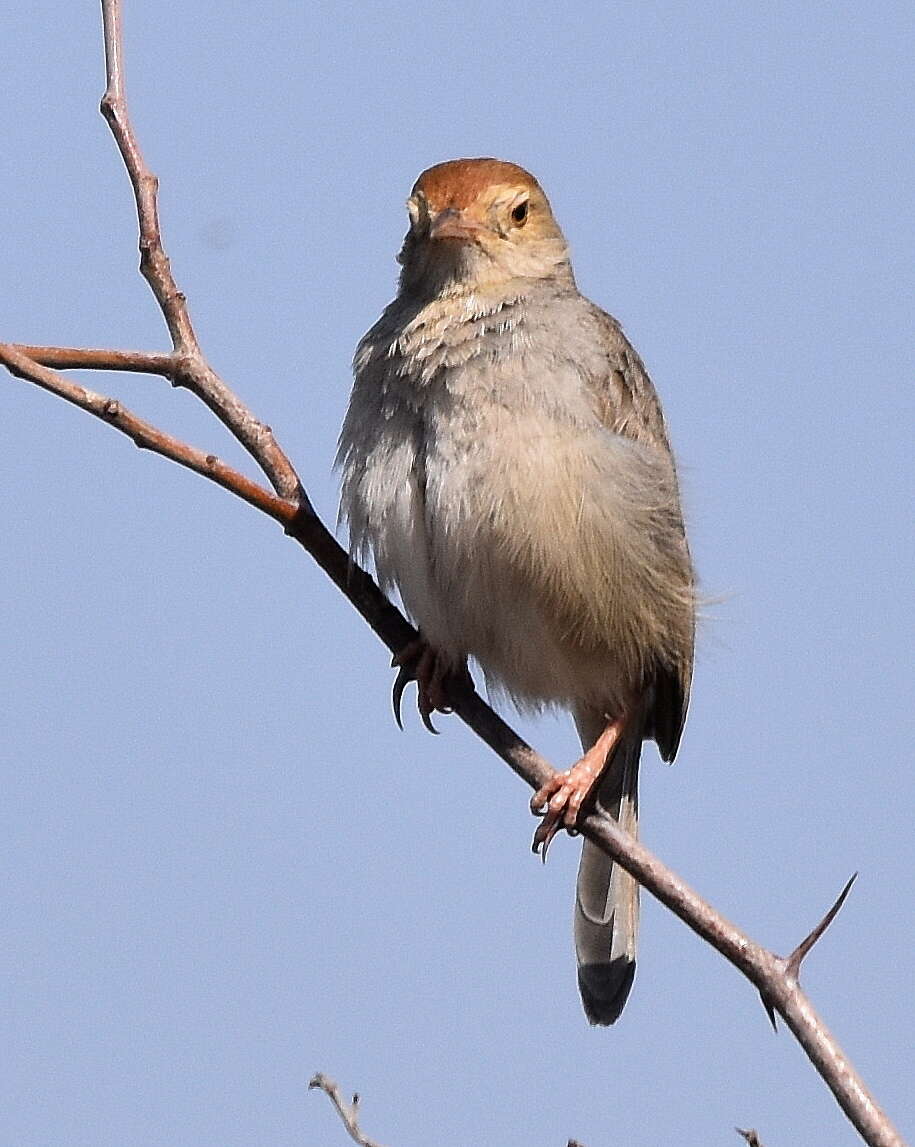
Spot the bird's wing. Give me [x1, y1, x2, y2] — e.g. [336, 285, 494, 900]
[583, 303, 695, 761]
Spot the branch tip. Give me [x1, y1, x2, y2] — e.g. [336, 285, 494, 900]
[98, 0, 300, 500]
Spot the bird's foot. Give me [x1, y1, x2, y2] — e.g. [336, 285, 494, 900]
[530, 717, 625, 860]
[391, 638, 456, 734]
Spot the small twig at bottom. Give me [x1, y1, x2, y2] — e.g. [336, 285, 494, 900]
[309, 1074, 387, 1147]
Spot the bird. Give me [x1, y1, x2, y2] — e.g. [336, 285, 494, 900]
[337, 158, 695, 1024]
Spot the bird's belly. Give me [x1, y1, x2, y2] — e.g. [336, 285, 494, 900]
[416, 415, 634, 712]
[435, 548, 628, 712]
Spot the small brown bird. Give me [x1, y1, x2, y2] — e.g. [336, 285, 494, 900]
[338, 159, 695, 1024]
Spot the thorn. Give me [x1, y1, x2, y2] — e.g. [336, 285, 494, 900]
[786, 872, 857, 979]
[758, 991, 779, 1032]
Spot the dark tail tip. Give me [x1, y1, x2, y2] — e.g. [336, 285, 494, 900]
[578, 958, 636, 1026]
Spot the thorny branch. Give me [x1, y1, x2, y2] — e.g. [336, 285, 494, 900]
[0, 4, 906, 1147]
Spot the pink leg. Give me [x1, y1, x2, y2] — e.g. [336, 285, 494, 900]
[530, 716, 627, 858]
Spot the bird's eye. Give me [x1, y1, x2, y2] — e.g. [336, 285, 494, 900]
[511, 200, 529, 226]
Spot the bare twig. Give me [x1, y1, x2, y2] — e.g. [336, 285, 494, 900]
[309, 1073, 597, 1147]
[13, 345, 175, 375]
[0, 345, 288, 522]
[309, 1075, 387, 1147]
[0, 5, 907, 1147]
[98, 0, 300, 500]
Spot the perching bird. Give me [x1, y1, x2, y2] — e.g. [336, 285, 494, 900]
[337, 158, 695, 1024]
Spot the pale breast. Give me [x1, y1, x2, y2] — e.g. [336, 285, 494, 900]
[339, 287, 690, 714]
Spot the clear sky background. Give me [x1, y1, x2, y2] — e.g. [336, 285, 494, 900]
[2, 3, 913, 1146]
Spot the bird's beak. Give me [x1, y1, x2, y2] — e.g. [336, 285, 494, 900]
[428, 208, 487, 243]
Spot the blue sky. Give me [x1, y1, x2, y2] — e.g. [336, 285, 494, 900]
[2, 3, 913, 1145]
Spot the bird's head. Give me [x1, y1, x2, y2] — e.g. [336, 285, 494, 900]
[397, 158, 573, 296]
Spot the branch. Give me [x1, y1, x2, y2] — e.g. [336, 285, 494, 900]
[0, 5, 905, 1147]
[0, 344, 288, 523]
[5, 353, 898, 1147]
[98, 0, 299, 500]
[309, 1075, 387, 1147]
[12, 345, 175, 375]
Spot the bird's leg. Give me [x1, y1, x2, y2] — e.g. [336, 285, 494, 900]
[391, 637, 458, 734]
[530, 715, 627, 858]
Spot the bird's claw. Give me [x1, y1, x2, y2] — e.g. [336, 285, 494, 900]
[390, 638, 450, 734]
[416, 688, 440, 735]
[391, 663, 412, 731]
[530, 757, 603, 861]
[531, 809, 564, 862]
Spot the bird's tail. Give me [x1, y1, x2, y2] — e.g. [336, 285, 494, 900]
[572, 706, 641, 1025]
